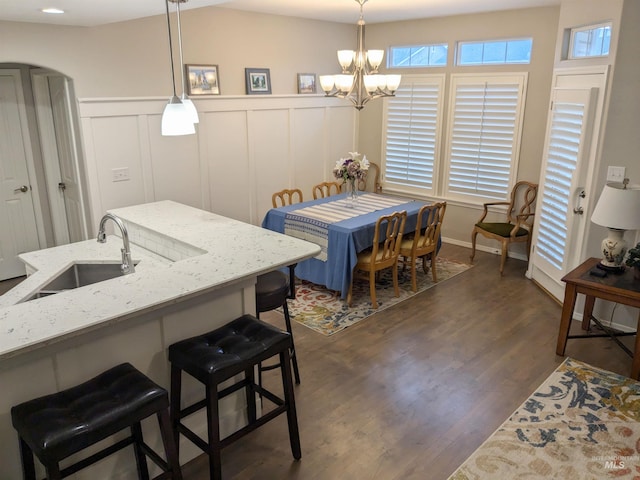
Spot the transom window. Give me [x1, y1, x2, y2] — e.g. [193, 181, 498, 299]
[457, 38, 532, 65]
[389, 44, 448, 68]
[569, 22, 611, 58]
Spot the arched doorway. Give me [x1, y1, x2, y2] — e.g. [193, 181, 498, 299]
[0, 63, 88, 281]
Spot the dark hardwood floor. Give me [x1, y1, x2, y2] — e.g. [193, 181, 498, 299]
[180, 244, 634, 480]
[1, 245, 633, 479]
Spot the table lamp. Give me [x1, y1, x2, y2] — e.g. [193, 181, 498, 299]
[590, 179, 640, 271]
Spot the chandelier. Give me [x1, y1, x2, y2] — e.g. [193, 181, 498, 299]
[319, 0, 401, 110]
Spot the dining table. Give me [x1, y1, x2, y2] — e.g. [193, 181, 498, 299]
[262, 192, 431, 299]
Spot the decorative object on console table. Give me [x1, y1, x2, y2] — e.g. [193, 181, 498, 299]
[186, 64, 220, 95]
[245, 68, 271, 95]
[333, 151, 369, 208]
[590, 179, 640, 272]
[297, 73, 316, 94]
[626, 242, 640, 280]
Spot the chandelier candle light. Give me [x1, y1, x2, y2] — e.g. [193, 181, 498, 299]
[334, 152, 369, 208]
[319, 0, 401, 110]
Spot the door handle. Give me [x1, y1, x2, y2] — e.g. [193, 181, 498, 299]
[14, 185, 29, 193]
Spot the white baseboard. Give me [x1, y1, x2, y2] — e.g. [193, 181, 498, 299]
[441, 236, 528, 261]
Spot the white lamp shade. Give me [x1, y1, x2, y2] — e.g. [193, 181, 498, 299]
[363, 75, 378, 93]
[319, 75, 335, 92]
[335, 74, 354, 92]
[386, 74, 402, 91]
[337, 50, 355, 69]
[591, 182, 640, 230]
[161, 100, 195, 136]
[367, 50, 384, 69]
[181, 97, 199, 124]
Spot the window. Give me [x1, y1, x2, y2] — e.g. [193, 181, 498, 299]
[457, 38, 532, 65]
[389, 44, 448, 68]
[444, 74, 528, 201]
[382, 75, 445, 195]
[569, 22, 611, 58]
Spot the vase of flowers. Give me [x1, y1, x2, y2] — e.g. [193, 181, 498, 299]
[333, 152, 369, 208]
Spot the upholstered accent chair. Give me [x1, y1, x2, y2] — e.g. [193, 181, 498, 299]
[470, 181, 538, 274]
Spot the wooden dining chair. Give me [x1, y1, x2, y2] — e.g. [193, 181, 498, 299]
[312, 181, 341, 199]
[470, 181, 538, 275]
[347, 210, 407, 309]
[272, 188, 303, 208]
[399, 202, 447, 292]
[358, 161, 382, 194]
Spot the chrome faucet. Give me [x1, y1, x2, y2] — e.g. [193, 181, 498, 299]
[97, 213, 135, 274]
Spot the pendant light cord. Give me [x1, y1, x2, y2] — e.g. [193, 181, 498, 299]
[165, 0, 178, 97]
[175, 0, 187, 96]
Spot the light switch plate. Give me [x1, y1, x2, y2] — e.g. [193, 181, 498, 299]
[112, 167, 130, 182]
[606, 166, 626, 182]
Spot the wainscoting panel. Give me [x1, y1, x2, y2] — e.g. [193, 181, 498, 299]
[78, 96, 355, 230]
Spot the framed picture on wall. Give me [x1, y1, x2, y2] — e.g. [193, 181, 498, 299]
[185, 64, 220, 95]
[245, 68, 271, 95]
[297, 73, 317, 94]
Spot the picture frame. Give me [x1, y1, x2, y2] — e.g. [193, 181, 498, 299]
[185, 64, 220, 95]
[245, 68, 271, 95]
[297, 73, 317, 94]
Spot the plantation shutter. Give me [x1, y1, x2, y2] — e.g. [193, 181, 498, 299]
[445, 74, 527, 202]
[533, 87, 596, 278]
[383, 75, 444, 194]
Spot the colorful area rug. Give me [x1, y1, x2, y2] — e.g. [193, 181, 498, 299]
[449, 358, 640, 479]
[287, 257, 471, 336]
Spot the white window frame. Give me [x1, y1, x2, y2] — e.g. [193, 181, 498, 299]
[568, 22, 612, 59]
[442, 73, 528, 204]
[381, 74, 446, 197]
[388, 44, 449, 68]
[456, 38, 533, 66]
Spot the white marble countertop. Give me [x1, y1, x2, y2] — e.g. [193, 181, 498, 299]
[0, 201, 320, 361]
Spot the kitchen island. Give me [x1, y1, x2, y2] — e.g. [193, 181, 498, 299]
[0, 200, 320, 479]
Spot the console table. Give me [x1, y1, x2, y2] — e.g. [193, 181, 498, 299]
[556, 257, 640, 379]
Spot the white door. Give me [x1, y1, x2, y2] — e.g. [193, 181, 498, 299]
[528, 67, 608, 300]
[0, 70, 41, 280]
[32, 71, 88, 245]
[49, 76, 87, 243]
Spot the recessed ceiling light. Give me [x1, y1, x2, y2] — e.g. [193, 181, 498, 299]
[41, 7, 65, 15]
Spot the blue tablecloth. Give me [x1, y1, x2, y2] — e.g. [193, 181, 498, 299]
[262, 193, 430, 298]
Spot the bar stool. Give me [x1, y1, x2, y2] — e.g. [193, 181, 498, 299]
[11, 363, 182, 480]
[256, 270, 300, 384]
[168, 314, 301, 480]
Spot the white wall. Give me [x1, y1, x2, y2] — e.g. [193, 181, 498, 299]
[79, 96, 355, 230]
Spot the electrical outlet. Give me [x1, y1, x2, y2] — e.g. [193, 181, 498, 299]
[112, 167, 130, 182]
[606, 166, 626, 183]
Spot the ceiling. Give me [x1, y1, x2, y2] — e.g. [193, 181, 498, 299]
[1, 0, 560, 27]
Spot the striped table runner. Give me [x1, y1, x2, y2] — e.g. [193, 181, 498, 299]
[284, 193, 410, 261]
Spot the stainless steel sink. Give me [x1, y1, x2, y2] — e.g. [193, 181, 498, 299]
[24, 262, 139, 301]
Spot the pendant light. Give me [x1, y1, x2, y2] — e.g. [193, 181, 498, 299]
[161, 0, 195, 136]
[171, 0, 199, 124]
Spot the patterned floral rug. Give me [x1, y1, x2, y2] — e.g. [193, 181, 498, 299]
[449, 358, 640, 479]
[286, 257, 471, 336]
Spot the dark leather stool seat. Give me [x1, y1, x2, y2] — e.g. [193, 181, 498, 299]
[11, 363, 182, 480]
[256, 270, 300, 384]
[168, 314, 301, 480]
